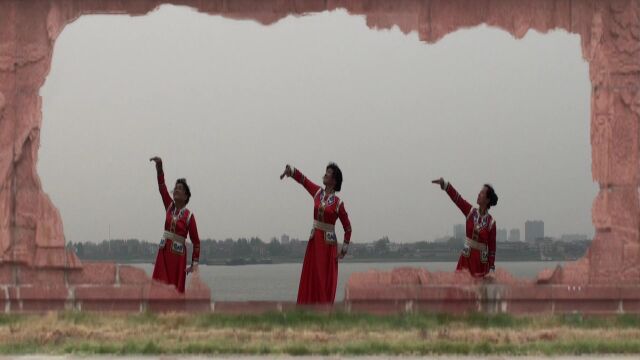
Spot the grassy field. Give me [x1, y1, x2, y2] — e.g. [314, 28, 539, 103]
[1, 311, 640, 355]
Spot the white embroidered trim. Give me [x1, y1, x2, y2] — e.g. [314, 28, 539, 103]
[467, 207, 475, 220]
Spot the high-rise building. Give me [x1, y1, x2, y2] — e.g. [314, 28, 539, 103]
[509, 229, 521, 242]
[497, 228, 508, 242]
[525, 221, 544, 243]
[453, 224, 465, 240]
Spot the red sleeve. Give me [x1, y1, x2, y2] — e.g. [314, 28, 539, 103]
[488, 221, 496, 268]
[157, 171, 172, 210]
[188, 214, 200, 263]
[444, 182, 472, 217]
[338, 202, 352, 244]
[292, 167, 321, 197]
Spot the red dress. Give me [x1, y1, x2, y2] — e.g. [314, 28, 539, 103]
[291, 167, 352, 304]
[151, 172, 201, 293]
[443, 181, 496, 277]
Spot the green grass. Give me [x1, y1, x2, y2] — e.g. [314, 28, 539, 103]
[190, 311, 497, 330]
[462, 312, 534, 328]
[3, 311, 640, 330]
[47, 339, 640, 355]
[125, 310, 158, 325]
[1, 311, 640, 355]
[57, 311, 101, 325]
[0, 314, 23, 325]
[0, 341, 42, 355]
[552, 313, 640, 329]
[187, 310, 638, 330]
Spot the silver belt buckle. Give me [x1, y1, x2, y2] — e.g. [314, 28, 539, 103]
[480, 249, 489, 263]
[324, 232, 338, 245]
[171, 241, 185, 255]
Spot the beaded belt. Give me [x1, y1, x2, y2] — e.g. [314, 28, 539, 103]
[313, 220, 335, 233]
[163, 231, 186, 244]
[465, 237, 487, 251]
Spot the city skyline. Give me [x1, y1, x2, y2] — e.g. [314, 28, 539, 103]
[451, 219, 587, 243]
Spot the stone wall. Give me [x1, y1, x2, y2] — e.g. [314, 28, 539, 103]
[0, 0, 638, 311]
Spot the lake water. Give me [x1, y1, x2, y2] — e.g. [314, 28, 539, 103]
[132, 261, 563, 301]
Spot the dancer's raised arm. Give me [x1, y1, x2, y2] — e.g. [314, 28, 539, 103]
[281, 164, 321, 197]
[432, 177, 472, 217]
[150, 156, 172, 210]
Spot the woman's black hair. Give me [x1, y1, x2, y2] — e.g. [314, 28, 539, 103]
[326, 162, 343, 192]
[484, 184, 498, 208]
[175, 178, 191, 204]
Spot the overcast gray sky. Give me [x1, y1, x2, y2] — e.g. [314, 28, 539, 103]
[38, 5, 595, 244]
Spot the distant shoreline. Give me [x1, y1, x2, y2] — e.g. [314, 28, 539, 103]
[69, 238, 590, 267]
[106, 259, 565, 266]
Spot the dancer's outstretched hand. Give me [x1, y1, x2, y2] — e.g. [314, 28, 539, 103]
[484, 268, 496, 282]
[280, 165, 293, 180]
[186, 263, 198, 275]
[150, 156, 163, 171]
[431, 177, 445, 189]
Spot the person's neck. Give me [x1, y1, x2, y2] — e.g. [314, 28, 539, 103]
[324, 186, 335, 194]
[174, 200, 186, 210]
[478, 206, 488, 215]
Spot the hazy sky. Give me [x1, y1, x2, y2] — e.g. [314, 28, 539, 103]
[39, 5, 595, 244]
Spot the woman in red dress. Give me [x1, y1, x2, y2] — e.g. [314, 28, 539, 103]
[280, 163, 352, 304]
[432, 178, 498, 278]
[149, 156, 200, 293]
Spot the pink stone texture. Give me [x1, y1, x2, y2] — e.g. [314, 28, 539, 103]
[66, 262, 116, 285]
[118, 265, 150, 285]
[0, 0, 638, 312]
[0, 262, 210, 313]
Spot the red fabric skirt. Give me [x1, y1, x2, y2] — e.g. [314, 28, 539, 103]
[456, 248, 490, 278]
[297, 230, 338, 304]
[152, 239, 188, 293]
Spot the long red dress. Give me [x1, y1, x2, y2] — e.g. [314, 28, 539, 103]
[291, 167, 352, 304]
[443, 181, 496, 277]
[151, 171, 201, 293]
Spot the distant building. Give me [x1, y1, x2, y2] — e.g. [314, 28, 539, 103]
[453, 224, 465, 240]
[280, 234, 290, 244]
[497, 228, 508, 242]
[389, 243, 401, 251]
[525, 220, 544, 243]
[433, 235, 451, 243]
[560, 234, 588, 242]
[509, 229, 521, 242]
